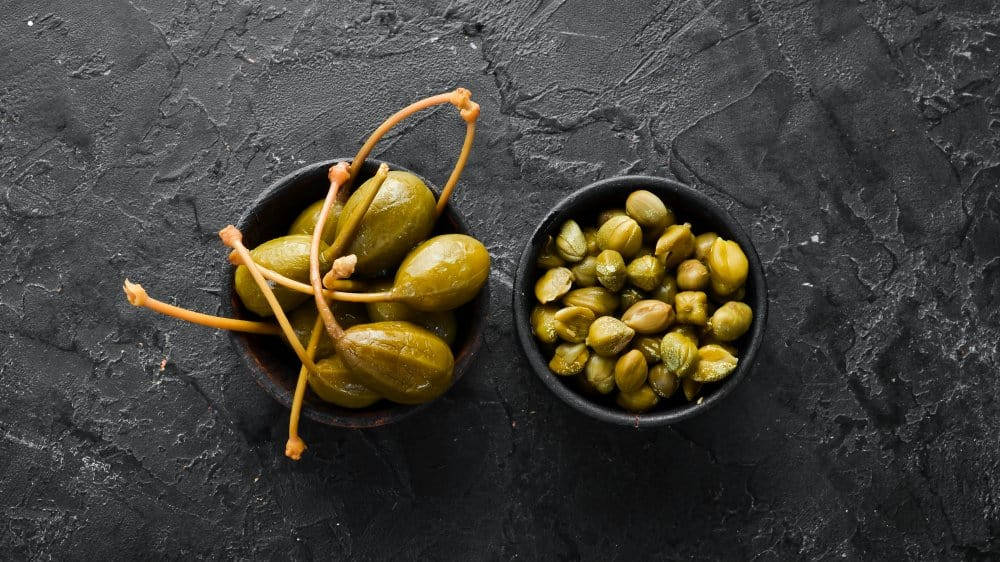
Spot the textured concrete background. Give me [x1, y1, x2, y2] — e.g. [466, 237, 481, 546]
[2, 0, 999, 559]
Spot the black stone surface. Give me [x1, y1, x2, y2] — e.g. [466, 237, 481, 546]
[1, 0, 998, 559]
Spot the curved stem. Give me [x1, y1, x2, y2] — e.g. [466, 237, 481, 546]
[435, 104, 479, 217]
[220, 226, 321, 374]
[321, 88, 480, 261]
[285, 314, 322, 461]
[123, 280, 281, 335]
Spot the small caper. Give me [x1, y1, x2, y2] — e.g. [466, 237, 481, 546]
[626, 190, 674, 235]
[626, 255, 666, 292]
[617, 384, 660, 413]
[535, 267, 574, 304]
[571, 255, 599, 287]
[586, 316, 635, 356]
[676, 259, 710, 291]
[649, 274, 678, 306]
[536, 235, 565, 269]
[597, 208, 627, 225]
[654, 223, 695, 268]
[647, 364, 679, 398]
[669, 324, 699, 343]
[597, 215, 643, 258]
[659, 332, 698, 377]
[530, 305, 560, 344]
[681, 378, 702, 402]
[583, 227, 600, 255]
[595, 249, 627, 291]
[694, 232, 719, 261]
[563, 287, 620, 316]
[706, 301, 753, 342]
[675, 291, 708, 325]
[549, 343, 589, 376]
[619, 287, 646, 311]
[614, 349, 648, 393]
[707, 238, 749, 296]
[555, 219, 587, 263]
[553, 306, 596, 343]
[631, 336, 662, 364]
[621, 299, 675, 334]
[692, 344, 738, 383]
[583, 354, 616, 394]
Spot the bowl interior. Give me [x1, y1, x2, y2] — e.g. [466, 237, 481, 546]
[513, 176, 767, 427]
[222, 159, 487, 428]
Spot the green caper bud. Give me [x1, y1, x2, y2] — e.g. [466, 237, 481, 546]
[549, 343, 589, 376]
[707, 301, 753, 342]
[654, 223, 695, 268]
[597, 215, 643, 258]
[669, 324, 699, 343]
[597, 208, 627, 225]
[555, 219, 587, 263]
[583, 227, 600, 255]
[570, 255, 599, 287]
[553, 306, 596, 343]
[595, 249, 626, 291]
[676, 259, 710, 291]
[649, 274, 678, 306]
[621, 299, 675, 334]
[647, 364, 679, 398]
[535, 235, 565, 269]
[692, 344, 738, 382]
[586, 316, 635, 356]
[535, 267, 574, 304]
[563, 287, 620, 316]
[530, 304, 560, 344]
[626, 190, 674, 235]
[626, 255, 666, 292]
[583, 354, 616, 394]
[619, 287, 645, 311]
[631, 336, 662, 364]
[675, 291, 708, 325]
[681, 378, 702, 402]
[659, 332, 698, 377]
[707, 238, 749, 296]
[694, 232, 719, 261]
[616, 384, 660, 413]
[614, 349, 648, 393]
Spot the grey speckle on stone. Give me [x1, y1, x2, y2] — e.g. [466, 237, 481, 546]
[2, 0, 999, 559]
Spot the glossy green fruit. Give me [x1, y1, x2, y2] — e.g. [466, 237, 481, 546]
[337, 171, 436, 276]
[309, 355, 381, 408]
[337, 321, 454, 405]
[289, 300, 368, 359]
[391, 234, 490, 311]
[235, 234, 330, 317]
[288, 199, 342, 243]
[614, 349, 648, 393]
[563, 287, 619, 316]
[550, 343, 589, 376]
[582, 354, 616, 394]
[617, 384, 660, 413]
[531, 304, 560, 344]
[647, 364, 679, 398]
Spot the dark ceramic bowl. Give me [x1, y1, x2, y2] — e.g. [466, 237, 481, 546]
[221, 158, 488, 428]
[513, 175, 767, 427]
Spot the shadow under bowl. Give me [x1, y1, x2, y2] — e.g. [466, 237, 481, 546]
[221, 158, 488, 428]
[512, 175, 767, 427]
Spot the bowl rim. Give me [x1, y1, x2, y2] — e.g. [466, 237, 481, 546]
[512, 174, 768, 427]
[220, 157, 488, 428]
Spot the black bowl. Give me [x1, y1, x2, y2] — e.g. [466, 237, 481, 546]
[221, 158, 488, 428]
[513, 175, 767, 427]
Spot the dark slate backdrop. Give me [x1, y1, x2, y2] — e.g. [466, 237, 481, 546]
[2, 0, 999, 559]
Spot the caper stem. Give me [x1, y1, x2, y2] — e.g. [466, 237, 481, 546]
[317, 290, 396, 303]
[122, 280, 281, 335]
[220, 226, 322, 375]
[435, 102, 479, 217]
[310, 162, 358, 343]
[229, 255, 364, 298]
[285, 314, 323, 461]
